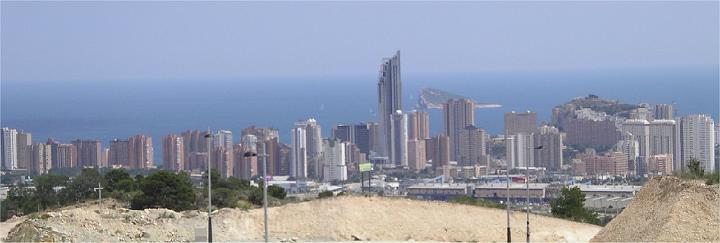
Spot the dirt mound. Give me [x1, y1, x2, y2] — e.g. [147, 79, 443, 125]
[4, 196, 601, 242]
[592, 176, 720, 242]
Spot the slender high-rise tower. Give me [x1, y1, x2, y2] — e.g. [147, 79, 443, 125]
[377, 51, 402, 160]
[390, 110, 408, 167]
[443, 98, 475, 161]
[679, 115, 716, 172]
[290, 120, 308, 178]
[1, 128, 18, 170]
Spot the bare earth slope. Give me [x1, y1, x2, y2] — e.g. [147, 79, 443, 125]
[5, 196, 601, 242]
[592, 176, 720, 242]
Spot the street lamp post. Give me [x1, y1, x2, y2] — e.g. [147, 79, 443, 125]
[527, 145, 543, 243]
[204, 132, 213, 243]
[505, 131, 511, 243]
[244, 144, 269, 243]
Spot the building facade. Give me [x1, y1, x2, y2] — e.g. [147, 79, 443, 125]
[533, 125, 563, 171]
[679, 115, 716, 172]
[443, 98, 475, 161]
[322, 138, 348, 182]
[162, 134, 184, 172]
[377, 51, 403, 160]
[390, 110, 408, 167]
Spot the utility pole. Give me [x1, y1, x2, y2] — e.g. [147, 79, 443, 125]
[94, 182, 104, 205]
[505, 130, 511, 243]
[527, 145, 543, 243]
[261, 142, 269, 243]
[244, 144, 269, 243]
[205, 131, 213, 243]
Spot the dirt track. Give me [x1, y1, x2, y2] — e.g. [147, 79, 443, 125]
[4, 196, 601, 242]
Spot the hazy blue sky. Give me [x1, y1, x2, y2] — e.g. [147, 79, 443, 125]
[2, 1, 718, 82]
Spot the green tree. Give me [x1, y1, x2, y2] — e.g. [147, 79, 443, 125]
[268, 185, 286, 199]
[63, 168, 104, 203]
[0, 185, 37, 221]
[33, 174, 68, 209]
[550, 187, 599, 225]
[104, 168, 134, 192]
[687, 158, 705, 178]
[318, 191, 334, 199]
[130, 171, 196, 211]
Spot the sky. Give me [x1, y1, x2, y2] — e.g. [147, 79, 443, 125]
[1, 1, 718, 83]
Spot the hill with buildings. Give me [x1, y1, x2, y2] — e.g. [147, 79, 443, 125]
[591, 176, 720, 242]
[4, 196, 601, 242]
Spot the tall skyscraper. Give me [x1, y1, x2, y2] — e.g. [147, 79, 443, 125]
[305, 119, 323, 178]
[426, 135, 450, 172]
[233, 143, 257, 180]
[72, 139, 102, 168]
[213, 130, 234, 151]
[620, 119, 651, 175]
[648, 119, 678, 165]
[679, 115, 716, 172]
[56, 143, 77, 169]
[332, 123, 372, 156]
[212, 146, 233, 178]
[533, 125, 563, 171]
[322, 138, 348, 182]
[654, 104, 674, 120]
[408, 110, 430, 140]
[443, 98, 475, 161]
[162, 134, 184, 172]
[1, 128, 18, 170]
[290, 120, 308, 178]
[377, 51, 402, 159]
[407, 139, 426, 172]
[31, 143, 52, 175]
[506, 133, 534, 168]
[15, 131, 32, 169]
[504, 111, 537, 135]
[181, 130, 210, 170]
[390, 110, 408, 167]
[457, 125, 486, 166]
[128, 135, 153, 169]
[617, 132, 640, 175]
[108, 139, 129, 167]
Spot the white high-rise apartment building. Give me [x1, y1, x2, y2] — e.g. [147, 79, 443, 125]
[213, 130, 234, 150]
[620, 119, 651, 175]
[506, 133, 533, 168]
[1, 128, 18, 170]
[390, 110, 408, 167]
[305, 119, 323, 179]
[377, 51, 402, 159]
[648, 119, 678, 166]
[290, 121, 308, 178]
[322, 138, 348, 182]
[680, 115, 716, 172]
[617, 132, 640, 175]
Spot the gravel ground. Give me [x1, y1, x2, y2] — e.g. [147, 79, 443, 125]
[591, 176, 720, 242]
[4, 196, 601, 242]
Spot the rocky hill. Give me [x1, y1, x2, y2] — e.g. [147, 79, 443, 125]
[4, 196, 601, 242]
[591, 176, 720, 242]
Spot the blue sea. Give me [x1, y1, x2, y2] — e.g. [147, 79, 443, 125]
[2, 68, 718, 164]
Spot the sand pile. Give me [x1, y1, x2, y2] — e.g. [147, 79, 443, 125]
[592, 176, 720, 242]
[4, 196, 601, 242]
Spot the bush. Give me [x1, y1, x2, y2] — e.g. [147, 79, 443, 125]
[706, 172, 719, 185]
[550, 187, 600, 225]
[131, 171, 195, 211]
[448, 195, 503, 209]
[318, 191, 334, 199]
[268, 185, 287, 199]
